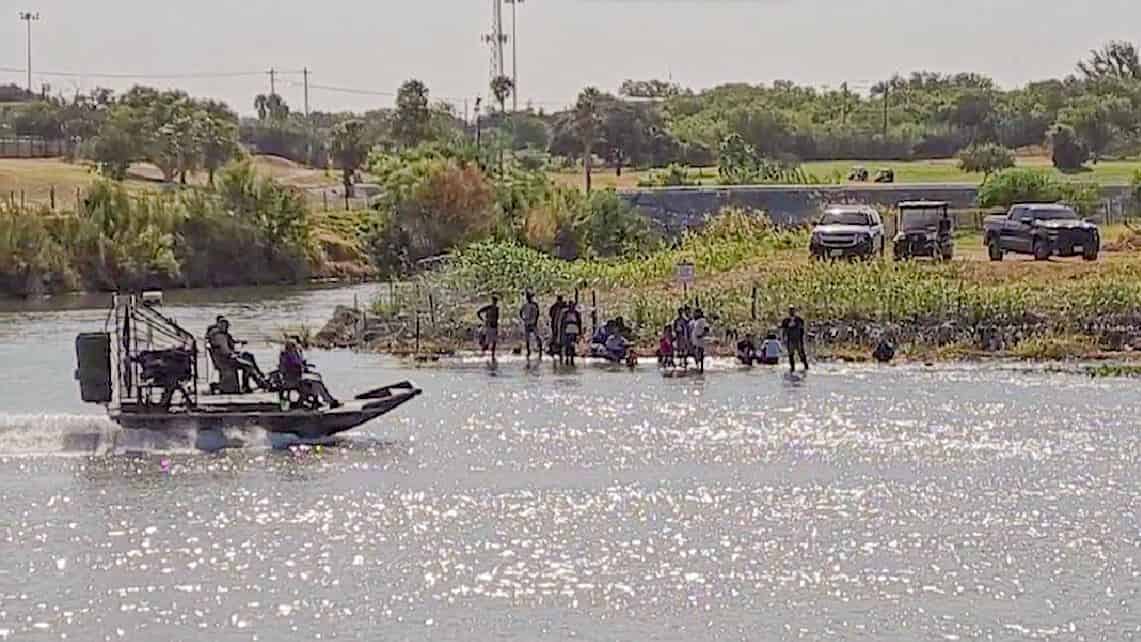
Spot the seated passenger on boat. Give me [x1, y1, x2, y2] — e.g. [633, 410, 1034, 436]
[279, 340, 341, 409]
[207, 316, 268, 394]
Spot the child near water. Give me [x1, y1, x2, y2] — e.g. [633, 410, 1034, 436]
[657, 325, 675, 368]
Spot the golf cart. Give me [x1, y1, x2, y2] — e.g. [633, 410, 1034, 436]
[893, 200, 954, 261]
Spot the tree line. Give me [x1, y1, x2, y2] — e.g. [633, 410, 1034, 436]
[3, 40, 1141, 184]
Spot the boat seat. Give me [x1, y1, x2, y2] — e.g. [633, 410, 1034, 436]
[276, 373, 320, 411]
[206, 345, 241, 395]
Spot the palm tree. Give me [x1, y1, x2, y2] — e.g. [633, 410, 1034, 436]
[574, 87, 602, 193]
[490, 75, 514, 114]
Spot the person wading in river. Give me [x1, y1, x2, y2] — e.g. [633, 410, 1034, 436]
[560, 304, 583, 366]
[548, 295, 566, 362]
[519, 292, 542, 361]
[477, 295, 501, 361]
[672, 307, 692, 370]
[781, 306, 809, 373]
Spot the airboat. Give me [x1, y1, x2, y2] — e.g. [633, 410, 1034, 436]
[74, 292, 421, 439]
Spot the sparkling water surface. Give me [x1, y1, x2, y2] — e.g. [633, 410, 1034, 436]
[0, 286, 1139, 640]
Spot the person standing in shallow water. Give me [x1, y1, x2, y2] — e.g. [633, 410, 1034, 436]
[689, 309, 710, 374]
[672, 307, 691, 370]
[781, 306, 809, 373]
[548, 295, 566, 362]
[519, 292, 541, 361]
[477, 295, 501, 361]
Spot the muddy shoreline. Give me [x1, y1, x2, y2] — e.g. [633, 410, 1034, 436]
[314, 305, 1141, 362]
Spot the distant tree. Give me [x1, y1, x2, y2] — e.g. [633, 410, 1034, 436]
[957, 142, 1014, 182]
[393, 79, 432, 148]
[1060, 95, 1132, 163]
[1077, 41, 1141, 81]
[618, 79, 684, 99]
[1048, 123, 1088, 172]
[573, 87, 603, 193]
[199, 102, 241, 185]
[490, 75, 514, 114]
[254, 94, 290, 122]
[330, 120, 371, 201]
[90, 117, 137, 180]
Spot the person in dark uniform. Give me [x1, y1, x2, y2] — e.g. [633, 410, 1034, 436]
[560, 304, 583, 366]
[548, 295, 567, 361]
[873, 338, 896, 364]
[207, 317, 268, 393]
[937, 210, 953, 259]
[477, 295, 501, 361]
[519, 292, 542, 361]
[780, 306, 809, 373]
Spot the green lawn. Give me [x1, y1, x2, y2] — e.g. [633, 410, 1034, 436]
[550, 156, 1141, 190]
[803, 157, 1141, 185]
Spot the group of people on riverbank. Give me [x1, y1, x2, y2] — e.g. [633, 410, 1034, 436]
[657, 306, 713, 373]
[474, 294, 821, 374]
[477, 293, 585, 364]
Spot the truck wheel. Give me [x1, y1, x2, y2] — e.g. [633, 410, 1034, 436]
[1083, 247, 1099, 262]
[987, 239, 1003, 262]
[1033, 240, 1051, 261]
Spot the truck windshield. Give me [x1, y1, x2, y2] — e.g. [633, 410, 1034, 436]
[1025, 208, 1079, 221]
[820, 212, 871, 226]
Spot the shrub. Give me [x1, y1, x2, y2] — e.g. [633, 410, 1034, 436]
[979, 168, 1100, 217]
[957, 142, 1015, 181]
[578, 189, 657, 258]
[1048, 123, 1088, 172]
[978, 169, 1064, 209]
[0, 206, 76, 295]
[369, 158, 496, 273]
[64, 181, 181, 291]
[638, 163, 699, 187]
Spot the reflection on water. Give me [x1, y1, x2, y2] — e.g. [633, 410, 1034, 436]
[0, 288, 1139, 639]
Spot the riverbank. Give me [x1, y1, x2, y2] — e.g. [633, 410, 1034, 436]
[0, 166, 375, 297]
[315, 213, 1141, 362]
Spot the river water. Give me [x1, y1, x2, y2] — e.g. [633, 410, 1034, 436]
[0, 286, 1139, 641]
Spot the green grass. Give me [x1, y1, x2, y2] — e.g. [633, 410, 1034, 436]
[548, 156, 1141, 190]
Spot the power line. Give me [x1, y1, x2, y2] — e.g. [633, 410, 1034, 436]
[0, 64, 574, 109]
[0, 66, 303, 80]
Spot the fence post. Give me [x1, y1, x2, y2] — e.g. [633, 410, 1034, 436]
[590, 290, 598, 335]
[19, 190, 25, 210]
[49, 185, 55, 211]
[429, 293, 436, 327]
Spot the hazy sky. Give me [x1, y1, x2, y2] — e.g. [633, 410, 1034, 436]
[2, 0, 1139, 115]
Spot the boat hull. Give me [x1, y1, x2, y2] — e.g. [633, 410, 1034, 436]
[111, 386, 422, 440]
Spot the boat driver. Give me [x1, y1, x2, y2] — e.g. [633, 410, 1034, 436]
[207, 317, 269, 393]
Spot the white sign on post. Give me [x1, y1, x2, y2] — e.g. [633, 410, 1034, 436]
[675, 261, 696, 285]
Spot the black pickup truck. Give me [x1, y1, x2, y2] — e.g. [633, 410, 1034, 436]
[983, 203, 1100, 261]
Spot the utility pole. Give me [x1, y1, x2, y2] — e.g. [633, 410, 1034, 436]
[475, 96, 483, 167]
[507, 0, 523, 112]
[18, 12, 39, 93]
[482, 0, 506, 84]
[269, 67, 276, 96]
[302, 67, 310, 117]
[882, 84, 889, 139]
[840, 81, 849, 126]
